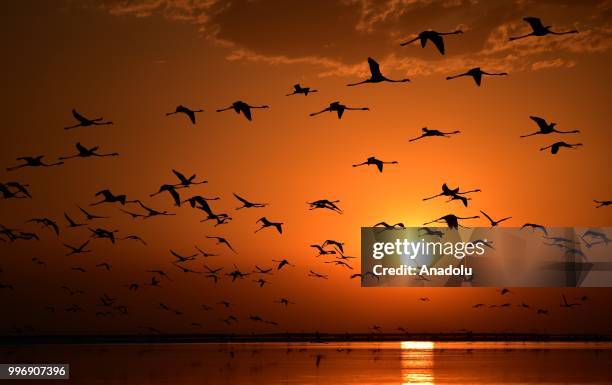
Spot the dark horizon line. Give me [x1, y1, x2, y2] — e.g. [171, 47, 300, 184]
[2, 332, 612, 345]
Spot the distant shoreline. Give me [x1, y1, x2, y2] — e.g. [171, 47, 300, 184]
[1, 333, 611, 345]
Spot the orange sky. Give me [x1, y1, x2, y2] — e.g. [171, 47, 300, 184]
[0, 0, 611, 335]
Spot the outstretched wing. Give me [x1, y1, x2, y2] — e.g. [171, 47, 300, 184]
[523, 17, 545, 31]
[240, 105, 252, 121]
[76, 142, 88, 152]
[168, 188, 181, 206]
[429, 34, 445, 54]
[367, 57, 382, 77]
[233, 193, 249, 205]
[529, 116, 548, 130]
[72, 109, 88, 123]
[187, 110, 196, 124]
[479, 210, 494, 223]
[172, 169, 188, 183]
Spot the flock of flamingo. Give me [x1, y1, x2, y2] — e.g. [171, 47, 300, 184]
[0, 16, 610, 336]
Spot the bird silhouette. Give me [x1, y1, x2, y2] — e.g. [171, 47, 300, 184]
[233, 193, 267, 209]
[307, 199, 343, 213]
[593, 200, 611, 208]
[7, 156, 63, 171]
[195, 246, 217, 257]
[148, 269, 172, 280]
[206, 236, 236, 253]
[520, 116, 580, 137]
[253, 278, 270, 287]
[64, 213, 86, 228]
[64, 109, 113, 129]
[26, 218, 59, 236]
[121, 235, 147, 245]
[135, 200, 175, 218]
[88, 227, 118, 244]
[275, 298, 295, 307]
[480, 210, 512, 227]
[59, 143, 118, 160]
[0, 182, 31, 199]
[173, 263, 202, 274]
[409, 127, 461, 142]
[166, 105, 203, 124]
[150, 184, 182, 207]
[400, 29, 463, 54]
[170, 249, 198, 263]
[540, 142, 583, 154]
[286, 84, 318, 96]
[352, 156, 398, 173]
[446, 67, 507, 86]
[226, 265, 250, 281]
[119, 208, 145, 219]
[91, 189, 137, 206]
[61, 286, 85, 296]
[172, 169, 207, 187]
[423, 214, 479, 229]
[216, 101, 269, 121]
[373, 222, 406, 231]
[310, 102, 369, 119]
[96, 262, 112, 271]
[255, 217, 283, 234]
[78, 206, 108, 220]
[418, 227, 444, 238]
[253, 266, 273, 275]
[308, 270, 328, 279]
[310, 244, 336, 257]
[63, 240, 92, 256]
[273, 259, 294, 270]
[509, 17, 578, 41]
[560, 294, 581, 308]
[582, 230, 610, 245]
[347, 57, 410, 86]
[423, 183, 480, 207]
[325, 260, 353, 270]
[322, 240, 345, 253]
[521, 223, 548, 235]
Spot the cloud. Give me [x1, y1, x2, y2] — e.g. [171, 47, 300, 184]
[95, 0, 612, 76]
[100, 0, 222, 26]
[531, 58, 576, 70]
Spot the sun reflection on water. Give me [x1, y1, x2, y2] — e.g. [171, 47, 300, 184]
[401, 341, 435, 385]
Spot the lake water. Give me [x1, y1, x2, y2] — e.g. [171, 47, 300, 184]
[1, 341, 611, 384]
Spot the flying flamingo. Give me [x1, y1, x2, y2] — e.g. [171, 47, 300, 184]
[400, 29, 463, 54]
[64, 109, 113, 129]
[539, 142, 583, 154]
[446, 67, 507, 86]
[593, 200, 611, 208]
[347, 57, 410, 86]
[480, 210, 512, 227]
[423, 214, 479, 229]
[509, 17, 578, 41]
[409, 127, 460, 142]
[166, 105, 203, 124]
[286, 84, 318, 96]
[7, 156, 63, 171]
[352, 156, 398, 173]
[310, 102, 369, 119]
[520, 116, 580, 137]
[216, 101, 269, 121]
[59, 143, 118, 160]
